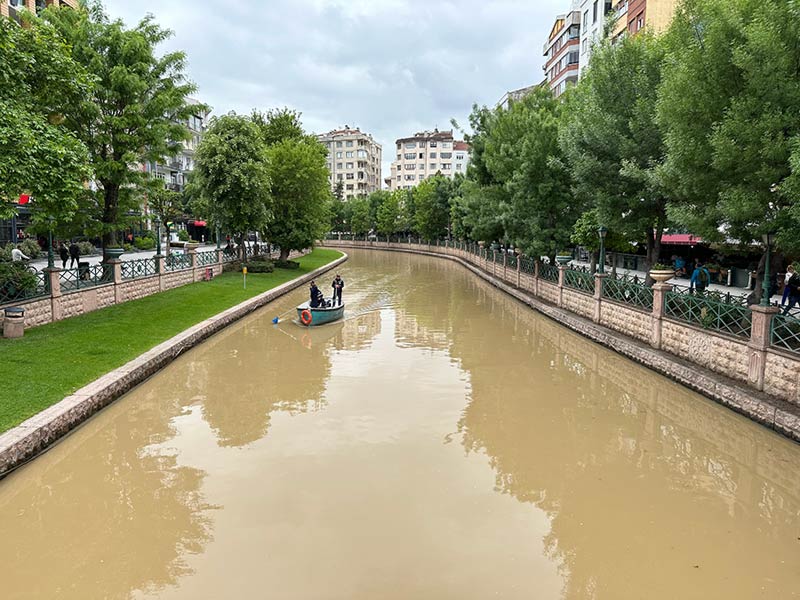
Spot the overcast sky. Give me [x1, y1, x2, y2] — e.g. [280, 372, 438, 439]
[103, 0, 566, 177]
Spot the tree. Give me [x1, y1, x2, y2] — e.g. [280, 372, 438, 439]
[658, 0, 800, 255]
[483, 89, 578, 259]
[333, 180, 344, 202]
[0, 15, 91, 229]
[192, 114, 271, 260]
[264, 138, 331, 260]
[561, 32, 668, 271]
[147, 186, 181, 257]
[414, 175, 453, 241]
[252, 108, 305, 147]
[349, 196, 372, 235]
[44, 2, 198, 256]
[376, 191, 401, 236]
[570, 209, 633, 273]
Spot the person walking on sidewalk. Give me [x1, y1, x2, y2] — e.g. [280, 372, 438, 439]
[783, 269, 800, 316]
[781, 265, 796, 308]
[68, 242, 80, 268]
[59, 242, 69, 269]
[11, 245, 29, 262]
[690, 261, 711, 295]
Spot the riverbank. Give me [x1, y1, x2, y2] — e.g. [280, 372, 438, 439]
[0, 249, 343, 434]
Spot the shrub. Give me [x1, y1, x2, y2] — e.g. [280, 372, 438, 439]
[275, 259, 300, 270]
[0, 261, 38, 301]
[19, 238, 42, 259]
[77, 241, 96, 256]
[123, 243, 134, 252]
[177, 229, 190, 242]
[245, 256, 274, 273]
[134, 237, 155, 250]
[0, 243, 12, 262]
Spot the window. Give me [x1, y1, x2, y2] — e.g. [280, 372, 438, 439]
[345, 151, 354, 158]
[456, 164, 462, 170]
[456, 154, 465, 160]
[419, 175, 425, 181]
[404, 142, 416, 149]
[430, 152, 437, 158]
[336, 152, 342, 158]
[442, 142, 451, 149]
[419, 153, 424, 159]
[440, 152, 452, 159]
[357, 150, 367, 158]
[405, 175, 415, 181]
[441, 163, 452, 170]
[336, 141, 343, 148]
[405, 164, 416, 170]
[419, 164, 425, 170]
[582, 38, 588, 54]
[346, 162, 354, 169]
[337, 163, 343, 169]
[430, 163, 437, 170]
[583, 10, 589, 29]
[397, 175, 401, 181]
[346, 173, 354, 180]
[404, 153, 416, 160]
[397, 154, 401, 160]
[345, 141, 353, 147]
[337, 174, 343, 180]
[346, 184, 354, 190]
[593, 0, 598, 23]
[429, 141, 437, 148]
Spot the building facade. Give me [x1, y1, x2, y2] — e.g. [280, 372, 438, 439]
[387, 130, 470, 191]
[318, 127, 382, 200]
[496, 83, 544, 111]
[543, 8, 581, 98]
[2, 0, 77, 19]
[609, 0, 679, 41]
[578, 0, 613, 77]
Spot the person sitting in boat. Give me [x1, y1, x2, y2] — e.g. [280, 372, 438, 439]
[309, 281, 324, 308]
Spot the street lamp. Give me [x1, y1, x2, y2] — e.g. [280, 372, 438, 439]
[154, 216, 162, 256]
[761, 231, 776, 307]
[598, 225, 608, 274]
[216, 225, 221, 250]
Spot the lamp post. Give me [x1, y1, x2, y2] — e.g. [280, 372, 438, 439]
[216, 225, 221, 250]
[761, 232, 776, 307]
[47, 216, 54, 270]
[598, 226, 608, 274]
[154, 216, 162, 256]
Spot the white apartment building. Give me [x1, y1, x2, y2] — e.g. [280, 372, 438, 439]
[387, 130, 470, 191]
[318, 127, 382, 200]
[578, 0, 613, 77]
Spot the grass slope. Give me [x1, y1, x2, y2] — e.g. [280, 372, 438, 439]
[0, 249, 342, 433]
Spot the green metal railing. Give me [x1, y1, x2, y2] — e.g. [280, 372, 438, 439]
[540, 263, 559, 283]
[602, 278, 654, 311]
[121, 258, 158, 280]
[664, 290, 752, 339]
[520, 257, 535, 274]
[564, 269, 594, 294]
[771, 314, 800, 355]
[0, 270, 49, 306]
[196, 250, 218, 266]
[60, 264, 113, 292]
[166, 253, 192, 271]
[507, 254, 518, 269]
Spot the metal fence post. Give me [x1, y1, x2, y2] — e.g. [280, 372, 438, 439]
[534, 260, 540, 297]
[557, 265, 566, 308]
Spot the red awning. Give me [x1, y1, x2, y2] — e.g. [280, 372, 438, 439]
[18, 194, 30, 205]
[661, 233, 702, 245]
[192, 220, 207, 227]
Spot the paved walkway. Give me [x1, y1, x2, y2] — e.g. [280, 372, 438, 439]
[29, 244, 219, 271]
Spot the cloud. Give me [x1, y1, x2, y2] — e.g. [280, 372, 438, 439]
[101, 0, 566, 179]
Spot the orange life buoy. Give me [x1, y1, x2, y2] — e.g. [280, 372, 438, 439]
[300, 309, 312, 325]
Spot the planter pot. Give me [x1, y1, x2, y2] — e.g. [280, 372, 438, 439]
[186, 243, 200, 251]
[478, 241, 485, 248]
[103, 247, 125, 261]
[515, 248, 523, 256]
[555, 255, 572, 265]
[649, 269, 675, 282]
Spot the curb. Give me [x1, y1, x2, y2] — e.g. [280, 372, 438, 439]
[0, 252, 348, 479]
[326, 243, 800, 444]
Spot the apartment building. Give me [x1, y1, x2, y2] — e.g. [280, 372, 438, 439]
[387, 130, 470, 191]
[543, 8, 581, 98]
[496, 83, 543, 111]
[143, 98, 210, 194]
[578, 0, 613, 77]
[318, 127, 382, 200]
[609, 0, 679, 40]
[2, 0, 77, 19]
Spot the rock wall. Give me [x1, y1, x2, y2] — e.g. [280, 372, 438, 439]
[562, 288, 595, 320]
[600, 301, 651, 344]
[661, 320, 751, 383]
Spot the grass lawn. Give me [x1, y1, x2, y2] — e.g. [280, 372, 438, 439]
[0, 248, 343, 433]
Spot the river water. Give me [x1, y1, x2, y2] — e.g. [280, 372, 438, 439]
[1, 249, 799, 599]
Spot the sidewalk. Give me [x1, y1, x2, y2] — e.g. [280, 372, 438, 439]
[29, 244, 218, 271]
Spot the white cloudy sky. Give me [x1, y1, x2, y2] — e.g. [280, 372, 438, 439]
[103, 0, 566, 176]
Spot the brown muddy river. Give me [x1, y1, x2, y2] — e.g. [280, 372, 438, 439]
[1, 249, 799, 599]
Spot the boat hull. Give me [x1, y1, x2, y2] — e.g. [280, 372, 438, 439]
[296, 301, 345, 326]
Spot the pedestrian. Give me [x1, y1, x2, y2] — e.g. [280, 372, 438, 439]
[59, 242, 69, 269]
[690, 261, 711, 295]
[68, 241, 80, 268]
[11, 245, 30, 262]
[781, 265, 796, 307]
[331, 273, 345, 306]
[783, 268, 800, 316]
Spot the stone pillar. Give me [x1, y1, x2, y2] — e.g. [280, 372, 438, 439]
[747, 305, 779, 391]
[517, 255, 521, 288]
[492, 250, 497, 277]
[188, 245, 200, 282]
[650, 282, 673, 349]
[557, 265, 566, 308]
[593, 273, 608, 324]
[503, 252, 508, 281]
[45, 267, 63, 322]
[108, 259, 123, 304]
[534, 260, 540, 296]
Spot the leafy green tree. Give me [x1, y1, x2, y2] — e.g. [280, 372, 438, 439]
[570, 209, 633, 273]
[0, 15, 91, 228]
[147, 186, 181, 257]
[561, 32, 668, 269]
[192, 114, 271, 260]
[376, 192, 401, 236]
[333, 180, 344, 202]
[483, 89, 578, 259]
[264, 138, 331, 260]
[252, 108, 305, 147]
[349, 196, 372, 235]
[44, 2, 198, 256]
[414, 175, 452, 240]
[658, 0, 800, 254]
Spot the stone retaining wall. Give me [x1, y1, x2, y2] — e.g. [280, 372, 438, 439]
[0, 252, 347, 479]
[322, 240, 800, 442]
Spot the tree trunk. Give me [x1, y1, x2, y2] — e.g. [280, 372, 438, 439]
[102, 183, 120, 256]
[644, 220, 665, 286]
[590, 250, 598, 274]
[238, 234, 246, 262]
[279, 247, 290, 262]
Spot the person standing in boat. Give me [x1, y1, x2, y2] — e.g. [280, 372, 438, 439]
[309, 281, 323, 308]
[331, 274, 344, 306]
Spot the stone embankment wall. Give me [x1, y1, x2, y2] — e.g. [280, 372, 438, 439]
[323, 239, 800, 440]
[2, 249, 303, 330]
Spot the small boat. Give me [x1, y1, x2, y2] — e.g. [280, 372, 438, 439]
[296, 299, 345, 327]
